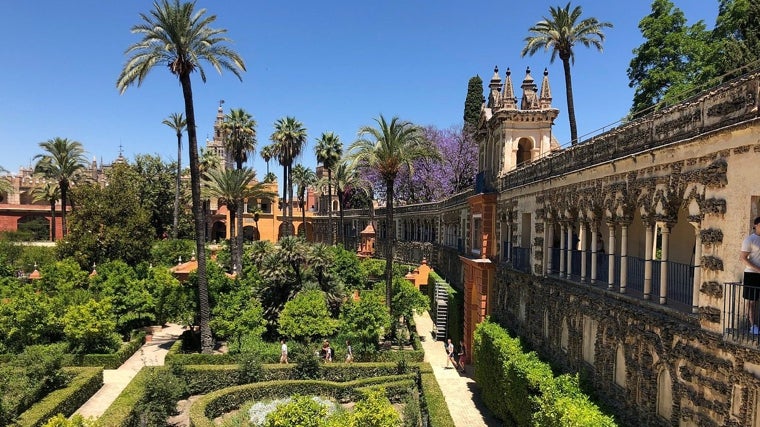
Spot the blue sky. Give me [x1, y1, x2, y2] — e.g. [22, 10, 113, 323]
[1, 1, 717, 180]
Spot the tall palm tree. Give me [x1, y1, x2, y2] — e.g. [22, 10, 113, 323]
[221, 107, 257, 275]
[521, 2, 612, 145]
[291, 164, 316, 239]
[270, 117, 307, 238]
[260, 144, 274, 176]
[203, 167, 274, 276]
[222, 108, 257, 170]
[332, 159, 369, 246]
[31, 181, 60, 242]
[347, 115, 438, 310]
[33, 138, 87, 237]
[314, 132, 342, 245]
[162, 112, 186, 239]
[117, 0, 245, 353]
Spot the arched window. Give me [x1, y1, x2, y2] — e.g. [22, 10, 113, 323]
[614, 344, 626, 388]
[656, 368, 673, 420]
[516, 138, 533, 166]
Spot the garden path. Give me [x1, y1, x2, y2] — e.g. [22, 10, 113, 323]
[413, 311, 502, 427]
[73, 323, 186, 420]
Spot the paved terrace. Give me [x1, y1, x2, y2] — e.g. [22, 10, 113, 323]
[413, 311, 501, 427]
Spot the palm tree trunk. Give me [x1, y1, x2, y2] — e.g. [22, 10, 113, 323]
[562, 58, 578, 145]
[301, 201, 307, 240]
[229, 207, 237, 273]
[180, 72, 212, 354]
[327, 169, 333, 245]
[236, 202, 244, 276]
[60, 180, 68, 237]
[385, 180, 394, 311]
[49, 200, 56, 241]
[288, 164, 294, 237]
[281, 164, 288, 238]
[173, 133, 182, 239]
[337, 187, 345, 247]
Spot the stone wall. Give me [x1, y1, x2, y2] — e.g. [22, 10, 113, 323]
[492, 269, 760, 426]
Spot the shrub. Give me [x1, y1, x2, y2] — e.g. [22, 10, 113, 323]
[351, 388, 402, 427]
[134, 367, 187, 427]
[263, 394, 329, 427]
[293, 353, 322, 380]
[237, 352, 264, 384]
[473, 319, 616, 426]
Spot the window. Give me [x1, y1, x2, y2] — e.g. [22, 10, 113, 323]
[260, 200, 271, 213]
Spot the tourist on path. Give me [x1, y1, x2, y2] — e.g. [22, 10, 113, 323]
[280, 338, 288, 364]
[446, 338, 458, 369]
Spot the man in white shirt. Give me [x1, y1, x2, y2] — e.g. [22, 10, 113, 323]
[280, 338, 288, 364]
[740, 217, 760, 335]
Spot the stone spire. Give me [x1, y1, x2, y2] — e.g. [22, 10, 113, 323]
[520, 67, 539, 110]
[487, 66, 503, 108]
[502, 68, 518, 110]
[539, 68, 553, 109]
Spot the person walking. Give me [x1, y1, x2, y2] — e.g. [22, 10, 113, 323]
[741, 216, 760, 335]
[280, 338, 289, 364]
[446, 338, 457, 369]
[457, 339, 467, 373]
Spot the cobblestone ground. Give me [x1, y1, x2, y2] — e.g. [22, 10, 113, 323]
[413, 311, 502, 427]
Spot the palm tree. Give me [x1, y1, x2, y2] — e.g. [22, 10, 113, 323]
[332, 159, 369, 246]
[222, 108, 257, 170]
[314, 132, 342, 245]
[270, 117, 307, 238]
[33, 138, 87, 237]
[30, 181, 60, 242]
[260, 144, 274, 176]
[221, 107, 257, 276]
[291, 164, 316, 239]
[203, 167, 274, 276]
[162, 112, 186, 239]
[521, 2, 612, 145]
[347, 115, 438, 310]
[117, 0, 246, 353]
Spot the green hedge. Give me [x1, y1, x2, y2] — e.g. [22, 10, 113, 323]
[473, 319, 616, 426]
[63, 331, 147, 369]
[94, 366, 155, 427]
[180, 363, 409, 395]
[189, 376, 417, 427]
[15, 367, 103, 427]
[418, 364, 456, 427]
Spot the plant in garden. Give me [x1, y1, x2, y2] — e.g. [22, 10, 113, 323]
[30, 181, 60, 241]
[269, 116, 308, 237]
[263, 395, 329, 427]
[88, 260, 155, 336]
[147, 266, 194, 326]
[162, 112, 187, 239]
[43, 413, 93, 427]
[291, 163, 317, 237]
[351, 388, 402, 427]
[339, 290, 391, 351]
[62, 299, 121, 354]
[463, 75, 484, 129]
[150, 238, 195, 267]
[314, 132, 342, 244]
[136, 368, 187, 427]
[391, 277, 429, 326]
[278, 290, 338, 343]
[211, 288, 266, 352]
[0, 285, 63, 352]
[118, 0, 246, 354]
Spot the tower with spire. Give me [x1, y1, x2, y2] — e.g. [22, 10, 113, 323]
[475, 66, 560, 181]
[205, 100, 234, 171]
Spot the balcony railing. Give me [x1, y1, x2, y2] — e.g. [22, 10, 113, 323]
[723, 281, 760, 346]
[511, 246, 531, 273]
[543, 249, 695, 314]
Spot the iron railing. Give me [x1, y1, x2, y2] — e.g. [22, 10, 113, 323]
[724, 281, 760, 346]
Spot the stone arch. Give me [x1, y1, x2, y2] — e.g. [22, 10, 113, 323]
[614, 343, 626, 388]
[277, 222, 295, 240]
[297, 222, 314, 241]
[516, 137, 533, 166]
[243, 225, 259, 242]
[211, 221, 226, 241]
[656, 366, 673, 421]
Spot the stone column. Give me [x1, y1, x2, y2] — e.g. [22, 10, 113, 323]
[644, 222, 654, 300]
[607, 223, 616, 290]
[546, 220, 554, 276]
[659, 223, 671, 305]
[580, 222, 588, 283]
[590, 222, 599, 285]
[691, 224, 702, 314]
[620, 223, 628, 294]
[559, 222, 567, 278]
[566, 223, 574, 279]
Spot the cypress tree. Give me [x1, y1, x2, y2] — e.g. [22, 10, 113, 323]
[463, 75, 484, 130]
